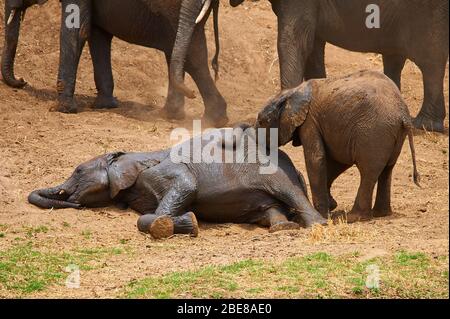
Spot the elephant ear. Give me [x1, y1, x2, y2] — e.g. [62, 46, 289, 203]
[278, 81, 313, 146]
[107, 153, 143, 199]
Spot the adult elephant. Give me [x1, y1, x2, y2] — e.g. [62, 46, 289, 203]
[2, 0, 228, 126]
[171, 0, 449, 132]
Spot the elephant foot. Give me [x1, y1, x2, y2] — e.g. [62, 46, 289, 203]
[346, 210, 373, 224]
[94, 95, 119, 109]
[202, 114, 229, 128]
[162, 106, 186, 121]
[329, 195, 338, 211]
[372, 209, 392, 218]
[413, 114, 444, 133]
[54, 97, 78, 114]
[149, 215, 174, 239]
[269, 221, 300, 233]
[173, 212, 199, 237]
[303, 214, 328, 228]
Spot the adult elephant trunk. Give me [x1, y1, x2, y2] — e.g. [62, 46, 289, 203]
[1, 4, 27, 88]
[28, 184, 81, 209]
[170, 0, 214, 99]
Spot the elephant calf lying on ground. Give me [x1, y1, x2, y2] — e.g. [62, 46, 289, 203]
[255, 71, 421, 223]
[28, 130, 326, 239]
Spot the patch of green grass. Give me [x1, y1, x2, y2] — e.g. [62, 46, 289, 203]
[395, 251, 428, 266]
[81, 230, 92, 239]
[62, 222, 70, 228]
[25, 225, 49, 238]
[123, 251, 449, 299]
[0, 242, 126, 295]
[0, 233, 5, 238]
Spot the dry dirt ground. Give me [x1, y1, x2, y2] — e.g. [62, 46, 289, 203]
[0, 1, 448, 298]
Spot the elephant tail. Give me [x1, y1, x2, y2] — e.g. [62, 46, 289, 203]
[403, 119, 421, 187]
[211, 0, 220, 82]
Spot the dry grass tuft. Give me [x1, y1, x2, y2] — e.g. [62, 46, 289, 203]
[308, 216, 376, 244]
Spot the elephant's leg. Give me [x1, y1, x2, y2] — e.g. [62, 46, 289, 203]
[277, 8, 316, 89]
[56, 0, 91, 113]
[373, 165, 394, 217]
[162, 52, 186, 120]
[413, 61, 447, 132]
[304, 39, 326, 81]
[89, 26, 118, 109]
[302, 129, 330, 218]
[382, 54, 406, 89]
[137, 212, 198, 237]
[346, 169, 380, 223]
[263, 167, 326, 228]
[147, 175, 197, 239]
[259, 207, 300, 233]
[185, 29, 228, 127]
[326, 158, 351, 211]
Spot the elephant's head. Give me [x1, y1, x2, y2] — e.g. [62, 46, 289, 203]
[28, 152, 150, 209]
[255, 81, 314, 147]
[2, 0, 48, 88]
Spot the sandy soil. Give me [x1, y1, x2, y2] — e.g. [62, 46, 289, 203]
[0, 1, 448, 298]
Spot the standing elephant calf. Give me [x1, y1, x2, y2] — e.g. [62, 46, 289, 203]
[28, 129, 326, 239]
[255, 71, 420, 222]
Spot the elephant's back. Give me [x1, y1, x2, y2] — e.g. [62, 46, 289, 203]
[314, 71, 409, 164]
[93, 0, 176, 47]
[316, 71, 408, 121]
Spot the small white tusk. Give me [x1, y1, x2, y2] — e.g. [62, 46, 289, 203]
[7, 9, 16, 26]
[195, 0, 212, 24]
[59, 190, 66, 195]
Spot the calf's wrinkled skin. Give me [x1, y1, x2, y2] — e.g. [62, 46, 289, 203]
[255, 71, 421, 223]
[29, 130, 326, 239]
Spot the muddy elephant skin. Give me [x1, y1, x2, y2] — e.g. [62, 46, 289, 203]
[28, 129, 326, 239]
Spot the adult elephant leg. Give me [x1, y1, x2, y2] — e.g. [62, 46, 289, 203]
[304, 39, 326, 81]
[326, 157, 351, 212]
[185, 29, 228, 127]
[163, 52, 186, 120]
[277, 5, 316, 89]
[56, 0, 91, 113]
[89, 26, 118, 109]
[413, 61, 446, 132]
[373, 165, 394, 217]
[382, 54, 406, 90]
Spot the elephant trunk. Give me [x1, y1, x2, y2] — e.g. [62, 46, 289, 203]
[1, 4, 27, 88]
[28, 184, 81, 209]
[169, 0, 211, 99]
